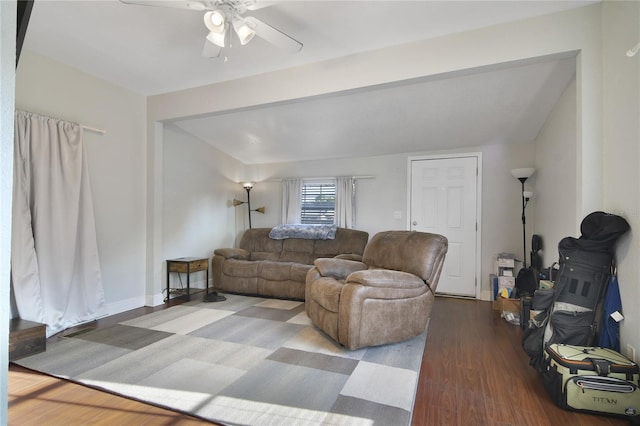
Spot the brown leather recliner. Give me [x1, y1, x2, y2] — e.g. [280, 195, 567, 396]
[305, 231, 448, 350]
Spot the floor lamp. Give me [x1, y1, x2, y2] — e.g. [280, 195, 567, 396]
[511, 168, 535, 268]
[232, 182, 265, 229]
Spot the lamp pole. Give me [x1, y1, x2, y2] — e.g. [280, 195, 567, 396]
[519, 177, 527, 268]
[511, 168, 534, 269]
[244, 184, 253, 228]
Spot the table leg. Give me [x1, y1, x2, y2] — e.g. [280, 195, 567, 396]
[166, 263, 170, 303]
[186, 264, 191, 301]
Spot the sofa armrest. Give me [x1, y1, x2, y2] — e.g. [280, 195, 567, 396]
[314, 258, 368, 280]
[346, 269, 425, 290]
[213, 248, 250, 260]
[333, 253, 363, 262]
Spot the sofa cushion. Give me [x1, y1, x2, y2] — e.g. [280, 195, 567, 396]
[251, 251, 280, 261]
[222, 259, 258, 278]
[362, 231, 448, 283]
[279, 239, 315, 263]
[240, 229, 283, 253]
[290, 263, 311, 283]
[258, 261, 291, 281]
[314, 228, 369, 258]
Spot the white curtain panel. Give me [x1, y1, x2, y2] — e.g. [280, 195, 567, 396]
[335, 177, 355, 229]
[12, 111, 106, 337]
[281, 179, 302, 224]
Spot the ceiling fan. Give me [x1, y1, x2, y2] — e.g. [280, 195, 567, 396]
[119, 0, 303, 58]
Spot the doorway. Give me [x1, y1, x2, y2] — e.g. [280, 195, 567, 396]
[408, 154, 481, 297]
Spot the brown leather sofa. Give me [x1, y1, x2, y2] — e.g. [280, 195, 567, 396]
[211, 227, 369, 300]
[305, 230, 448, 350]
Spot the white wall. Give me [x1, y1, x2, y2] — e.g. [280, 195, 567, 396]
[146, 4, 604, 301]
[162, 125, 243, 293]
[0, 1, 16, 422]
[534, 79, 579, 268]
[250, 141, 535, 297]
[15, 51, 147, 315]
[602, 1, 640, 359]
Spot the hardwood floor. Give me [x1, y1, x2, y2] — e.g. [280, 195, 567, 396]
[412, 297, 626, 426]
[8, 299, 209, 426]
[8, 296, 628, 425]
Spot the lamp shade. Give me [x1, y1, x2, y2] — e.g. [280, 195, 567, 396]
[511, 168, 535, 180]
[204, 10, 225, 33]
[204, 10, 226, 48]
[233, 17, 256, 45]
[206, 31, 226, 48]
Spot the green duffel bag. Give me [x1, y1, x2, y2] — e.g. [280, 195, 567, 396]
[543, 343, 640, 420]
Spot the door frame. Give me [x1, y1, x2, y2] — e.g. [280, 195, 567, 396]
[407, 152, 483, 299]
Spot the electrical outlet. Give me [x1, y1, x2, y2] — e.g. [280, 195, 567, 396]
[626, 344, 636, 362]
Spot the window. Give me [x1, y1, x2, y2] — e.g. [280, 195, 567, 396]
[301, 181, 335, 224]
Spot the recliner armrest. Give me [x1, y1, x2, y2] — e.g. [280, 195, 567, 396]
[314, 258, 368, 280]
[213, 248, 250, 260]
[346, 269, 425, 289]
[333, 253, 363, 262]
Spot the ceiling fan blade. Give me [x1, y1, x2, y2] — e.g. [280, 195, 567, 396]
[202, 39, 222, 58]
[119, 0, 214, 11]
[244, 16, 302, 53]
[245, 1, 278, 11]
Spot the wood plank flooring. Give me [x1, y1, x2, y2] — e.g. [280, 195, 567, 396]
[8, 296, 628, 425]
[8, 299, 208, 425]
[412, 296, 626, 426]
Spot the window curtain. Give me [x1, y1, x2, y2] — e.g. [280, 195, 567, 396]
[281, 179, 302, 224]
[335, 177, 355, 228]
[11, 110, 106, 337]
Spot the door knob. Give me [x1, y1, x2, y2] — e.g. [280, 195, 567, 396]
[412, 221, 417, 226]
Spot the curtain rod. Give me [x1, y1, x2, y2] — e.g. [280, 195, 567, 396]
[81, 125, 106, 135]
[266, 175, 375, 182]
[17, 109, 107, 135]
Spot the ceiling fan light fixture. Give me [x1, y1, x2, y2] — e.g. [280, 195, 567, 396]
[232, 16, 256, 45]
[206, 30, 226, 48]
[204, 10, 226, 34]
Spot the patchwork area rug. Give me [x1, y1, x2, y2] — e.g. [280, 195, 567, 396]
[14, 294, 427, 425]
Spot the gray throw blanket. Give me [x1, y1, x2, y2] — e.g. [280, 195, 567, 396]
[269, 224, 338, 240]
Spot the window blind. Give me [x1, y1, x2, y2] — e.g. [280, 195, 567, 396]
[301, 181, 335, 224]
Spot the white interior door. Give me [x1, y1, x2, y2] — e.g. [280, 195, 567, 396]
[410, 156, 479, 297]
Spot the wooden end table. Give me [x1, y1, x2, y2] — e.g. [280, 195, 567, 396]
[166, 257, 208, 302]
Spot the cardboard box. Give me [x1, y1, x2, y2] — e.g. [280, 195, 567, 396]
[496, 253, 516, 268]
[492, 296, 521, 313]
[498, 276, 515, 288]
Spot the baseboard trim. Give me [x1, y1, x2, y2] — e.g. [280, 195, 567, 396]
[479, 290, 493, 301]
[105, 296, 146, 317]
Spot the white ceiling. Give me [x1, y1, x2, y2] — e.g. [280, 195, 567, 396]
[22, 1, 590, 164]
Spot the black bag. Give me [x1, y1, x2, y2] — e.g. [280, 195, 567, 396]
[544, 241, 613, 346]
[531, 234, 543, 270]
[522, 312, 548, 370]
[515, 266, 538, 297]
[522, 212, 630, 371]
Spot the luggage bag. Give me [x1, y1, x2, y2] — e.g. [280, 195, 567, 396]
[543, 343, 640, 420]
